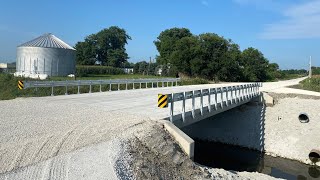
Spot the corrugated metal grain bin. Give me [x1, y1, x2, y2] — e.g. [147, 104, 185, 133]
[16, 33, 76, 76]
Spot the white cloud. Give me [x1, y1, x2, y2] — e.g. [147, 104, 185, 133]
[201, 0, 209, 6]
[260, 0, 320, 39]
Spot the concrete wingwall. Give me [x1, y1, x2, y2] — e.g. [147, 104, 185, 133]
[181, 93, 320, 166]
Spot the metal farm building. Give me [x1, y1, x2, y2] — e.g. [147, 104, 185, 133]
[16, 33, 76, 77]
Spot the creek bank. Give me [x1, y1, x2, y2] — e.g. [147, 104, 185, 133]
[126, 121, 278, 180]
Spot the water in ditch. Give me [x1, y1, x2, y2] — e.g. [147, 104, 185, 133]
[194, 140, 320, 180]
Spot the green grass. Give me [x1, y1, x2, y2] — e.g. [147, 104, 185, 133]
[290, 76, 320, 92]
[0, 74, 209, 100]
[48, 74, 172, 81]
[277, 74, 306, 81]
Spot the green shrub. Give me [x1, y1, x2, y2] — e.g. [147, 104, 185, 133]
[76, 66, 125, 77]
[179, 78, 209, 86]
[298, 77, 320, 92]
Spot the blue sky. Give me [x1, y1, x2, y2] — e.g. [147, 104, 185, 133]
[1, 0, 320, 69]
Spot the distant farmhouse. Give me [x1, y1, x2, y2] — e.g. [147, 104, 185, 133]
[123, 68, 133, 74]
[0, 62, 16, 73]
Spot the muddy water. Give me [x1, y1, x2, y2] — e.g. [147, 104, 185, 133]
[194, 140, 320, 180]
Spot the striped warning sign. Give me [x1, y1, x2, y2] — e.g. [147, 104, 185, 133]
[18, 80, 24, 90]
[158, 94, 168, 108]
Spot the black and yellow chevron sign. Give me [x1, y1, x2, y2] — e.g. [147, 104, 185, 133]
[158, 94, 168, 108]
[18, 80, 24, 90]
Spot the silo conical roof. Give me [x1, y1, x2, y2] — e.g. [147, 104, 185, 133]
[18, 33, 75, 50]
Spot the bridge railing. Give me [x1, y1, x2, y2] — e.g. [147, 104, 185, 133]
[167, 83, 262, 122]
[23, 78, 180, 96]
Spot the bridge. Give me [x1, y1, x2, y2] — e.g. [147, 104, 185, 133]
[0, 77, 309, 178]
[31, 77, 303, 124]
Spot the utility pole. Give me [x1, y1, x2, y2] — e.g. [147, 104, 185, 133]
[147, 57, 151, 76]
[309, 56, 312, 78]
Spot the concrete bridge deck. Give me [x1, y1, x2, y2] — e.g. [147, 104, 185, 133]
[27, 77, 306, 121]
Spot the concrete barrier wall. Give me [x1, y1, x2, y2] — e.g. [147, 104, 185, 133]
[163, 121, 195, 159]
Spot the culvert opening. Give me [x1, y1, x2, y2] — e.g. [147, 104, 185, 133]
[298, 113, 309, 123]
[309, 151, 320, 163]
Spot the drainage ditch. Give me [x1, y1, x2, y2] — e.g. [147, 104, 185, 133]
[194, 139, 320, 180]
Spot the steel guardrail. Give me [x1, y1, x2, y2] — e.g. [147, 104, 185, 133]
[165, 83, 262, 122]
[23, 78, 180, 96]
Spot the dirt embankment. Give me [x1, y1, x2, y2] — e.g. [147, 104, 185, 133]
[126, 122, 277, 180]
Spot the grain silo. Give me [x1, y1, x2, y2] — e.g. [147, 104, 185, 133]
[16, 33, 76, 77]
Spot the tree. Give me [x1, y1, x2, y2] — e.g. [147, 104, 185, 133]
[154, 28, 193, 65]
[75, 26, 131, 67]
[170, 36, 200, 76]
[266, 63, 281, 80]
[218, 42, 242, 81]
[240, 48, 269, 82]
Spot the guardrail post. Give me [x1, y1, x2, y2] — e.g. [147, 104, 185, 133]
[246, 85, 249, 99]
[240, 85, 243, 100]
[220, 88, 224, 109]
[109, 83, 112, 91]
[152, 82, 154, 88]
[170, 93, 174, 122]
[145, 82, 148, 88]
[200, 89, 203, 115]
[140, 82, 142, 89]
[214, 88, 217, 110]
[126, 81, 128, 90]
[171, 81, 173, 87]
[162, 81, 164, 87]
[78, 80, 80, 94]
[65, 80, 68, 95]
[118, 83, 120, 91]
[182, 92, 186, 122]
[208, 89, 211, 113]
[99, 81, 102, 92]
[225, 87, 229, 106]
[231, 87, 234, 104]
[89, 81, 92, 93]
[133, 83, 135, 89]
[51, 81, 54, 96]
[233, 86, 235, 103]
[192, 90, 195, 119]
[236, 86, 240, 103]
[242, 85, 245, 100]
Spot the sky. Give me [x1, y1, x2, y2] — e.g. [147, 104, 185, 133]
[1, 0, 320, 69]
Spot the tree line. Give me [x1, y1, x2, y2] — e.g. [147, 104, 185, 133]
[154, 28, 283, 82]
[74, 26, 309, 81]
